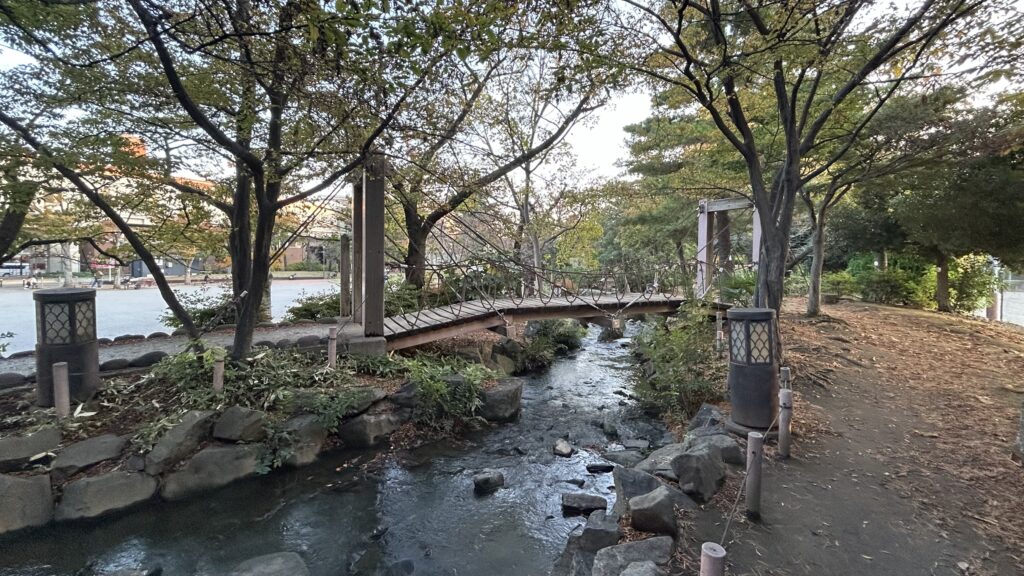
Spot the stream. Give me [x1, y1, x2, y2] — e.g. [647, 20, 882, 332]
[0, 324, 672, 576]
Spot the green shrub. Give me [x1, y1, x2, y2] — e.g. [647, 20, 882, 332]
[518, 337, 556, 372]
[822, 271, 858, 297]
[633, 303, 725, 417]
[531, 319, 586, 353]
[855, 269, 929, 306]
[719, 269, 757, 306]
[160, 287, 236, 328]
[285, 290, 339, 322]
[784, 267, 811, 296]
[285, 261, 324, 271]
[403, 356, 492, 431]
[949, 254, 1000, 313]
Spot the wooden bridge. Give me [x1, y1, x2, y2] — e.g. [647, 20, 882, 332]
[381, 293, 719, 350]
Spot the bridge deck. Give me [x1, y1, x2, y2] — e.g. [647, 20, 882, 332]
[382, 293, 714, 350]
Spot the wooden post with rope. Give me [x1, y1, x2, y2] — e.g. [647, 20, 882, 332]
[52, 362, 70, 419]
[700, 542, 727, 576]
[746, 431, 764, 520]
[328, 327, 338, 368]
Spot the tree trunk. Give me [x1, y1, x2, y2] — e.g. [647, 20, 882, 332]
[716, 210, 733, 272]
[61, 242, 74, 287]
[232, 205, 276, 359]
[936, 252, 951, 312]
[404, 225, 428, 290]
[184, 256, 192, 285]
[806, 215, 826, 316]
[877, 250, 888, 271]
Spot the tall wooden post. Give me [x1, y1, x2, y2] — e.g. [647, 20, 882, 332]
[352, 179, 364, 324]
[696, 200, 716, 296]
[339, 233, 351, 317]
[752, 206, 763, 265]
[362, 167, 385, 338]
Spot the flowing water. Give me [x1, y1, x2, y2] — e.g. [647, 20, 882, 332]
[0, 325, 670, 576]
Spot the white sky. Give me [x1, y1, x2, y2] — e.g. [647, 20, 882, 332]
[565, 90, 652, 180]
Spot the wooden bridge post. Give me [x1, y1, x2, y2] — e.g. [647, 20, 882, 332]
[696, 200, 715, 296]
[352, 179, 364, 324]
[339, 233, 351, 318]
[362, 165, 386, 338]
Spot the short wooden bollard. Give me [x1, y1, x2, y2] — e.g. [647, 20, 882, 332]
[328, 327, 338, 368]
[52, 362, 70, 419]
[780, 366, 791, 389]
[779, 388, 793, 460]
[700, 541, 727, 576]
[746, 431, 764, 520]
[212, 358, 225, 392]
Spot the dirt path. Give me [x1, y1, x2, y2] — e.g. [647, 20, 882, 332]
[685, 299, 1023, 576]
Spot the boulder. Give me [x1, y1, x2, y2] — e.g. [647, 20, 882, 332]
[129, 348, 166, 364]
[628, 486, 677, 536]
[51, 434, 127, 481]
[670, 446, 725, 502]
[144, 410, 216, 475]
[99, 358, 131, 371]
[0, 372, 27, 389]
[479, 378, 524, 422]
[578, 510, 621, 552]
[602, 450, 644, 468]
[687, 403, 725, 431]
[597, 326, 624, 342]
[213, 407, 268, 443]
[493, 338, 524, 358]
[390, 381, 418, 408]
[621, 561, 665, 576]
[55, 472, 157, 521]
[229, 552, 310, 576]
[550, 533, 596, 576]
[635, 443, 688, 481]
[473, 469, 504, 494]
[0, 473, 52, 534]
[683, 430, 744, 466]
[147, 331, 170, 339]
[296, 335, 321, 348]
[0, 427, 60, 472]
[114, 334, 144, 342]
[492, 353, 517, 375]
[590, 537, 674, 576]
[561, 493, 607, 515]
[611, 467, 695, 517]
[386, 559, 415, 576]
[621, 439, 650, 450]
[553, 438, 576, 457]
[338, 412, 405, 448]
[282, 415, 328, 466]
[586, 463, 615, 474]
[161, 444, 259, 501]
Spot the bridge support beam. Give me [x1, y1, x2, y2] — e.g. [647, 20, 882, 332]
[362, 164, 386, 338]
[352, 178, 364, 324]
[697, 198, 762, 296]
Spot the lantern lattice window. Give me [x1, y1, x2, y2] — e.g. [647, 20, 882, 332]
[749, 321, 771, 364]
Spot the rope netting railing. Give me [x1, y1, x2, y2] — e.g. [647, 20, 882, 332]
[370, 174, 755, 332]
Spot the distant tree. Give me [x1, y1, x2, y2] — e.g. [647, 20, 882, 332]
[612, 0, 1017, 321]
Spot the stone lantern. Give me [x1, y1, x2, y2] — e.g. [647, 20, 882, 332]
[34, 288, 99, 406]
[726, 307, 778, 431]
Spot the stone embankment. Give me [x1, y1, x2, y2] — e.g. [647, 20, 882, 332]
[550, 404, 742, 576]
[0, 377, 525, 542]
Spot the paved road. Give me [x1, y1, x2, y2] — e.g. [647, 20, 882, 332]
[0, 279, 339, 355]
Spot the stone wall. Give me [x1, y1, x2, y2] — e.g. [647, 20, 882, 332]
[0, 377, 524, 536]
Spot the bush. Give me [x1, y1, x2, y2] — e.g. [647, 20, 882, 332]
[531, 319, 586, 353]
[822, 271, 858, 297]
[403, 356, 492, 431]
[719, 269, 757, 306]
[784, 267, 811, 296]
[854, 269, 932, 307]
[285, 261, 324, 272]
[285, 290, 339, 322]
[949, 254, 999, 313]
[160, 287, 236, 328]
[633, 303, 725, 417]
